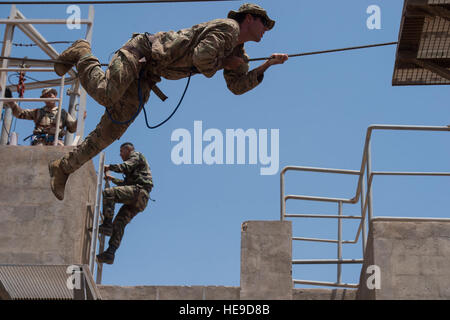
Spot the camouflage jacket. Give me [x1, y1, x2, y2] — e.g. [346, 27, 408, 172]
[7, 102, 77, 136]
[109, 151, 153, 191]
[122, 18, 264, 95]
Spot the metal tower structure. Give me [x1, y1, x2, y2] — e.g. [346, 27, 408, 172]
[0, 4, 95, 145]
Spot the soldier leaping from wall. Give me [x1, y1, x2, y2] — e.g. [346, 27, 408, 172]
[48, 3, 288, 200]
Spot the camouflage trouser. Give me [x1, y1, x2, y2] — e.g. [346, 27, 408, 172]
[58, 41, 152, 174]
[102, 185, 150, 249]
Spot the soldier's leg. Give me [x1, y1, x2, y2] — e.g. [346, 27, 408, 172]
[49, 102, 133, 200]
[76, 50, 140, 108]
[97, 187, 149, 264]
[109, 187, 149, 249]
[99, 186, 137, 237]
[60, 100, 138, 174]
[108, 204, 140, 251]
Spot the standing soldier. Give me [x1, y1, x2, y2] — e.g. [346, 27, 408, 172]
[49, 3, 288, 200]
[97, 142, 153, 265]
[4, 87, 85, 146]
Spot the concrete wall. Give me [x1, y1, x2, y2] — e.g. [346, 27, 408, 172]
[357, 218, 450, 300]
[98, 285, 240, 300]
[293, 289, 356, 300]
[0, 146, 97, 265]
[98, 286, 358, 300]
[240, 221, 292, 300]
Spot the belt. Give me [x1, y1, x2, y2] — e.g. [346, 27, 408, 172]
[122, 40, 168, 102]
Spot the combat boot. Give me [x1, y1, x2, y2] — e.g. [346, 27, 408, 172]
[54, 39, 92, 76]
[48, 159, 69, 201]
[96, 246, 116, 265]
[98, 218, 113, 237]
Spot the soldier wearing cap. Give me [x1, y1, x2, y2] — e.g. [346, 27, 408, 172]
[4, 87, 86, 146]
[49, 3, 288, 200]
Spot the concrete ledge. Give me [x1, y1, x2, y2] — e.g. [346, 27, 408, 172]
[97, 285, 240, 300]
[240, 221, 292, 300]
[358, 218, 450, 300]
[293, 288, 356, 300]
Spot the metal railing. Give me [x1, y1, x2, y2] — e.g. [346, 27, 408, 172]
[280, 124, 450, 289]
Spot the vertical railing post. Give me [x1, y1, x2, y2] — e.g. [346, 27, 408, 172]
[53, 75, 65, 146]
[360, 179, 367, 256]
[280, 169, 285, 221]
[366, 139, 374, 221]
[0, 5, 16, 145]
[337, 201, 343, 284]
[89, 152, 105, 273]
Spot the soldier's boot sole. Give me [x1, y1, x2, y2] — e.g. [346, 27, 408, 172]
[98, 223, 113, 237]
[48, 159, 69, 201]
[54, 39, 92, 76]
[96, 251, 115, 265]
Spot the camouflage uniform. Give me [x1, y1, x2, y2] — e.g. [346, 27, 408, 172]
[7, 102, 77, 146]
[57, 18, 265, 175]
[102, 150, 153, 250]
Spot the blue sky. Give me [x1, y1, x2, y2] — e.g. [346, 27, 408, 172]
[1, 0, 449, 288]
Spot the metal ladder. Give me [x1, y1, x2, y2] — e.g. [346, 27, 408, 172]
[88, 152, 107, 285]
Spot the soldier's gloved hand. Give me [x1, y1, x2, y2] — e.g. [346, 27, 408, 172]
[4, 87, 12, 98]
[267, 53, 289, 66]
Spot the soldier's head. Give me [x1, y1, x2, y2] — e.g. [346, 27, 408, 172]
[228, 3, 275, 43]
[120, 142, 134, 161]
[41, 88, 58, 107]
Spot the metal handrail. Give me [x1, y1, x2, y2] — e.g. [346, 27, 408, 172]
[281, 124, 450, 288]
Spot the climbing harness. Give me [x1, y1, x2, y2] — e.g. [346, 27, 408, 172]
[104, 69, 192, 128]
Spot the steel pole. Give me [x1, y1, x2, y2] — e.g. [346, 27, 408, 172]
[337, 201, 343, 284]
[89, 152, 105, 273]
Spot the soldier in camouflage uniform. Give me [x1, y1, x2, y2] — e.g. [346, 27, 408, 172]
[4, 87, 84, 146]
[97, 142, 153, 264]
[49, 3, 288, 201]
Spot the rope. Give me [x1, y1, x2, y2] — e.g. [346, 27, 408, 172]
[0, 0, 237, 4]
[105, 69, 192, 129]
[0, 41, 74, 47]
[142, 73, 192, 129]
[0, 55, 109, 67]
[248, 42, 398, 62]
[1, 41, 398, 67]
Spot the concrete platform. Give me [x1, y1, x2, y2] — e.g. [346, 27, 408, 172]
[357, 217, 450, 299]
[0, 146, 97, 265]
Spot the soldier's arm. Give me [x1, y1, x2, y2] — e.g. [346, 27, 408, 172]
[223, 52, 288, 95]
[7, 101, 37, 120]
[192, 23, 239, 78]
[223, 49, 263, 95]
[108, 153, 140, 174]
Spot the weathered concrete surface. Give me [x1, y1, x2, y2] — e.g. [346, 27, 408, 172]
[98, 285, 358, 300]
[240, 221, 292, 300]
[98, 285, 240, 300]
[293, 288, 356, 300]
[357, 218, 450, 300]
[0, 146, 97, 265]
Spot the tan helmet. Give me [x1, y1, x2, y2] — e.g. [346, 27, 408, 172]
[228, 3, 275, 30]
[40, 88, 58, 98]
